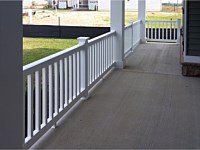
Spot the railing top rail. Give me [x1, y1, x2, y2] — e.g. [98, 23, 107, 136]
[146, 20, 177, 23]
[23, 44, 84, 75]
[125, 20, 141, 29]
[125, 24, 132, 29]
[132, 20, 141, 25]
[88, 30, 116, 45]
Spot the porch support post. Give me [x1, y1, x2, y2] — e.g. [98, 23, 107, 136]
[176, 19, 181, 44]
[111, 0, 125, 68]
[0, 1, 23, 149]
[138, 0, 146, 43]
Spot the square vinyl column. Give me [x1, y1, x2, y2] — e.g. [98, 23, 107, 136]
[111, 0, 125, 68]
[138, 0, 146, 43]
[0, 1, 23, 149]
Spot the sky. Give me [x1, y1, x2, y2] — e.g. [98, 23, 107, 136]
[162, 0, 183, 3]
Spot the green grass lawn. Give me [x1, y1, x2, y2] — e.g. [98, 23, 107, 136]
[23, 38, 78, 65]
[125, 12, 182, 25]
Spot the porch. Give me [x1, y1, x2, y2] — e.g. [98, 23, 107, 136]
[33, 43, 200, 149]
[1, 0, 200, 149]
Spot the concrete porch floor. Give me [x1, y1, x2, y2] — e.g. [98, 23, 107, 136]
[36, 43, 200, 149]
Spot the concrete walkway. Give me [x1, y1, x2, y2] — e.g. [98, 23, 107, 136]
[37, 43, 200, 149]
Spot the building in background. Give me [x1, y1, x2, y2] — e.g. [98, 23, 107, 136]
[23, 0, 48, 8]
[98, 0, 162, 11]
[47, 0, 88, 9]
[46, 0, 162, 11]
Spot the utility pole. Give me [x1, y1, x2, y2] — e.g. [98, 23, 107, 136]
[174, 3, 175, 12]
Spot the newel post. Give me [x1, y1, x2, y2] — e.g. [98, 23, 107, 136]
[0, 1, 24, 149]
[78, 37, 90, 100]
[138, 0, 146, 43]
[111, 0, 125, 68]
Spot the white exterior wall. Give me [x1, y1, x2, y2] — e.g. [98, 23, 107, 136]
[23, 0, 32, 7]
[99, 0, 162, 11]
[98, 0, 109, 10]
[23, 0, 48, 7]
[88, 0, 98, 10]
[68, 0, 73, 7]
[145, 0, 162, 11]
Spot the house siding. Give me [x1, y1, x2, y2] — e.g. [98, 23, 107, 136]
[187, 1, 200, 56]
[99, 0, 162, 11]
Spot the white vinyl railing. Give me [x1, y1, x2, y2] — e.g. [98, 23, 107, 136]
[22, 18, 180, 148]
[146, 19, 181, 43]
[23, 31, 116, 148]
[124, 20, 141, 57]
[88, 31, 115, 88]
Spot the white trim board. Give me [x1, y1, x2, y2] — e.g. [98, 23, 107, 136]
[184, 56, 200, 64]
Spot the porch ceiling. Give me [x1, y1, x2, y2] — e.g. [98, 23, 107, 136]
[35, 43, 200, 149]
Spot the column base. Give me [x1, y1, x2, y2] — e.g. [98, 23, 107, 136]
[115, 61, 125, 69]
[140, 39, 146, 44]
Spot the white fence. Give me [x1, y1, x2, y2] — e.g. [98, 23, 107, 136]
[146, 19, 181, 43]
[124, 20, 141, 57]
[23, 31, 116, 148]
